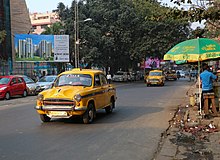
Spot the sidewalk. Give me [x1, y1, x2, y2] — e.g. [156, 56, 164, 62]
[155, 81, 220, 160]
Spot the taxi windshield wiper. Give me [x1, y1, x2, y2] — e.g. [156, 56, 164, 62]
[71, 84, 88, 87]
[58, 84, 73, 87]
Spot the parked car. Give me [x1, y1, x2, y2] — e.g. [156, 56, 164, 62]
[15, 75, 40, 95]
[0, 75, 27, 100]
[129, 72, 136, 81]
[35, 68, 117, 124]
[145, 70, 165, 86]
[36, 75, 57, 92]
[112, 71, 128, 82]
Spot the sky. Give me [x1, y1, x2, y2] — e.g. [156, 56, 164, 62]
[26, 0, 176, 13]
[26, 0, 73, 13]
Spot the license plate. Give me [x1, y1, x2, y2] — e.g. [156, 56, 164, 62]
[151, 82, 157, 84]
[49, 111, 68, 116]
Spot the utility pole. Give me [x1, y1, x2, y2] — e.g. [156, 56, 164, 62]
[76, 2, 79, 68]
[74, 0, 78, 68]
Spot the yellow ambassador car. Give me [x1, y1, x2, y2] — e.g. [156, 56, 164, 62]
[35, 69, 116, 124]
[145, 70, 165, 86]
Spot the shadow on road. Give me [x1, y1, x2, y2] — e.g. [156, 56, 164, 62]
[40, 105, 163, 125]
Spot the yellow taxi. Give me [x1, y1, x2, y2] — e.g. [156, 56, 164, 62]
[35, 68, 116, 124]
[145, 70, 165, 86]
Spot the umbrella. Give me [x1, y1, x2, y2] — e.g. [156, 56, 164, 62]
[163, 38, 220, 115]
[164, 38, 220, 62]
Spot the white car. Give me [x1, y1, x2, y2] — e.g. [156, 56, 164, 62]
[112, 71, 128, 82]
[36, 75, 57, 92]
[179, 71, 186, 78]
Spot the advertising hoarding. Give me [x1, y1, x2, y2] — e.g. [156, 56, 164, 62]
[14, 34, 69, 62]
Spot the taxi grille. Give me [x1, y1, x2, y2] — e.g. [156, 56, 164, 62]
[43, 98, 75, 106]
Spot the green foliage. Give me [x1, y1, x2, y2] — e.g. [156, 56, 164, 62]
[190, 27, 206, 38]
[41, 22, 64, 35]
[166, 0, 220, 38]
[54, 0, 190, 72]
[0, 30, 6, 43]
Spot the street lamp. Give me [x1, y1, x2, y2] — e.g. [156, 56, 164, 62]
[74, 1, 92, 68]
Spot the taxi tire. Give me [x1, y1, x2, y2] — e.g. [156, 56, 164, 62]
[40, 114, 51, 122]
[5, 92, 10, 100]
[83, 103, 95, 124]
[105, 99, 115, 114]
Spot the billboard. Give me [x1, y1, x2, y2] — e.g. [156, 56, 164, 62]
[14, 34, 69, 62]
[144, 57, 160, 69]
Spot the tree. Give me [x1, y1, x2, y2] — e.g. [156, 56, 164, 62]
[41, 22, 64, 35]
[54, 0, 191, 72]
[165, 0, 220, 37]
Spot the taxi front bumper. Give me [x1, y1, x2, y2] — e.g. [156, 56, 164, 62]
[35, 105, 87, 111]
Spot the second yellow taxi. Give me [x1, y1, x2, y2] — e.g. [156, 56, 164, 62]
[145, 70, 165, 86]
[35, 68, 116, 124]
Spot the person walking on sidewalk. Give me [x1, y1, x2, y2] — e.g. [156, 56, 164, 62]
[107, 72, 112, 84]
[200, 63, 218, 118]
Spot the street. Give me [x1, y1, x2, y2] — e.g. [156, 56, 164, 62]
[0, 79, 191, 160]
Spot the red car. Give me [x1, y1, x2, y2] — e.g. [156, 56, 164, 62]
[0, 75, 28, 100]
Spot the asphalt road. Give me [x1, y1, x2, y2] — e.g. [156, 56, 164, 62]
[0, 79, 192, 160]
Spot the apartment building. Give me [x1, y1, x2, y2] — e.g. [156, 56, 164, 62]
[30, 12, 60, 35]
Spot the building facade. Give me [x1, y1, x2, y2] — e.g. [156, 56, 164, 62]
[0, 0, 38, 76]
[0, 0, 12, 75]
[30, 12, 60, 35]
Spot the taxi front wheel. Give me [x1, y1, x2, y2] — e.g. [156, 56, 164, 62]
[40, 114, 51, 122]
[83, 103, 95, 124]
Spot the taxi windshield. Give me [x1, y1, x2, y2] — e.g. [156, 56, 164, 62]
[149, 72, 162, 76]
[55, 74, 92, 87]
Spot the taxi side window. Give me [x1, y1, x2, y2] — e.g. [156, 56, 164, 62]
[100, 74, 107, 85]
[94, 75, 101, 86]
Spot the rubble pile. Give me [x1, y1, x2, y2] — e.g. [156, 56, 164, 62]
[168, 104, 220, 159]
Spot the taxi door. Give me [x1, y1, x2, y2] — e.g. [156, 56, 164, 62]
[99, 74, 109, 107]
[94, 74, 106, 109]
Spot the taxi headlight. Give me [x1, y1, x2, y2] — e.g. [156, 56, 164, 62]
[37, 94, 44, 101]
[74, 94, 82, 102]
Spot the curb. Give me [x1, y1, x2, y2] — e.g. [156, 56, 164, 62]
[154, 81, 220, 160]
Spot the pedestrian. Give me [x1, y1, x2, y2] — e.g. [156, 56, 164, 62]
[177, 71, 180, 79]
[200, 63, 218, 118]
[107, 72, 112, 84]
